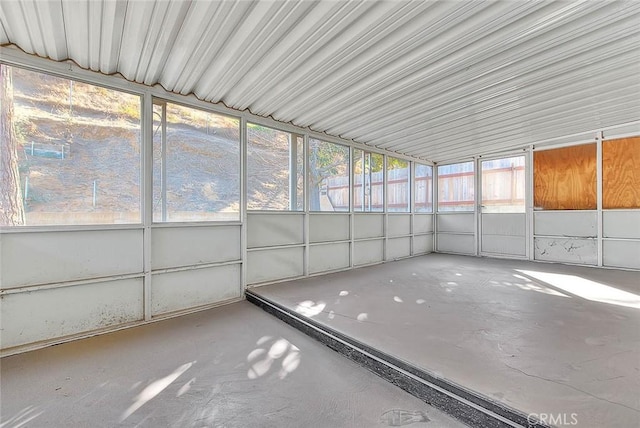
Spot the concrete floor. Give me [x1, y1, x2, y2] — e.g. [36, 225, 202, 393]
[0, 301, 466, 428]
[252, 254, 640, 428]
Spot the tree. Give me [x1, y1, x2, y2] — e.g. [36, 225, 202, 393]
[308, 140, 349, 211]
[0, 64, 25, 226]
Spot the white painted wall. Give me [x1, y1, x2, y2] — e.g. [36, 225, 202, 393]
[436, 213, 475, 255]
[602, 210, 640, 269]
[480, 213, 526, 257]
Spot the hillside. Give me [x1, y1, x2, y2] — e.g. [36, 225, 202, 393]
[10, 66, 290, 224]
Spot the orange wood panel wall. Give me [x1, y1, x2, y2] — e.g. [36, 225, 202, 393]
[603, 136, 640, 209]
[534, 143, 596, 210]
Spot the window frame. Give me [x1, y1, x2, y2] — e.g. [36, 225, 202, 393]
[1, 63, 145, 228]
[246, 122, 304, 212]
[151, 98, 242, 223]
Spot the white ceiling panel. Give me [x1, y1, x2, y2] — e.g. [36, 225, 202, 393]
[1, 0, 638, 162]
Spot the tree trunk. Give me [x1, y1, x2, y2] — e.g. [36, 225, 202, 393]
[0, 64, 25, 226]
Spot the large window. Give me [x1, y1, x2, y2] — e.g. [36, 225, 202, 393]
[308, 138, 349, 212]
[0, 65, 141, 226]
[481, 156, 525, 213]
[152, 101, 240, 222]
[247, 124, 303, 211]
[353, 149, 383, 212]
[534, 144, 596, 210]
[437, 162, 474, 212]
[387, 156, 409, 212]
[414, 163, 433, 213]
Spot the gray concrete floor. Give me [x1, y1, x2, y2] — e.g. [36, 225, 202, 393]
[0, 301, 466, 428]
[252, 254, 640, 428]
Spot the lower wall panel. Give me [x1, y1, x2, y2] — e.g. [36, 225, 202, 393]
[534, 237, 597, 265]
[481, 236, 526, 256]
[151, 265, 240, 316]
[388, 215, 411, 237]
[247, 247, 304, 285]
[603, 211, 640, 239]
[1, 229, 143, 289]
[413, 215, 434, 234]
[151, 226, 240, 270]
[353, 239, 384, 266]
[309, 242, 350, 274]
[534, 211, 597, 237]
[309, 214, 350, 243]
[387, 237, 411, 260]
[354, 214, 384, 239]
[437, 233, 474, 254]
[603, 240, 640, 269]
[413, 234, 434, 255]
[1, 278, 143, 350]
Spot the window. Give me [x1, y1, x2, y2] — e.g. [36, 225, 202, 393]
[308, 138, 349, 212]
[437, 162, 474, 212]
[603, 136, 640, 209]
[353, 149, 383, 212]
[534, 144, 596, 210]
[414, 163, 433, 213]
[152, 101, 240, 222]
[481, 156, 525, 213]
[387, 156, 409, 212]
[247, 124, 303, 210]
[0, 64, 141, 226]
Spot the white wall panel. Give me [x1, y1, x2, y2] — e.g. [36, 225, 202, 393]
[534, 237, 597, 265]
[0, 279, 143, 349]
[353, 239, 384, 266]
[1, 230, 143, 289]
[247, 213, 304, 248]
[482, 213, 525, 236]
[437, 233, 475, 254]
[387, 237, 411, 260]
[413, 234, 434, 255]
[354, 214, 384, 239]
[151, 226, 240, 269]
[247, 247, 304, 285]
[481, 213, 526, 256]
[388, 214, 411, 237]
[309, 243, 350, 274]
[309, 214, 350, 243]
[151, 264, 240, 316]
[414, 214, 434, 234]
[534, 211, 597, 237]
[437, 213, 475, 233]
[482, 236, 526, 256]
[603, 211, 640, 239]
[603, 240, 640, 270]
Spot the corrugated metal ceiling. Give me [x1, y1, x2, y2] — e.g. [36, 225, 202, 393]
[1, 0, 639, 162]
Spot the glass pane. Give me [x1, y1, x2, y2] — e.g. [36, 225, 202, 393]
[1, 65, 141, 226]
[414, 163, 433, 213]
[152, 101, 240, 222]
[481, 156, 525, 213]
[353, 149, 365, 211]
[309, 138, 349, 212]
[437, 161, 474, 212]
[353, 150, 383, 212]
[387, 157, 409, 212]
[370, 153, 384, 212]
[247, 124, 303, 211]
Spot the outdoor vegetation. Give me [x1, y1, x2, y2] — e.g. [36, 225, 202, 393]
[0, 64, 428, 227]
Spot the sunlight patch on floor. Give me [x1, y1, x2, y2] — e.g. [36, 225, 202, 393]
[517, 270, 640, 309]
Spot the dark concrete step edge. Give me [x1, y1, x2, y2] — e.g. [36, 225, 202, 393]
[246, 291, 550, 428]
